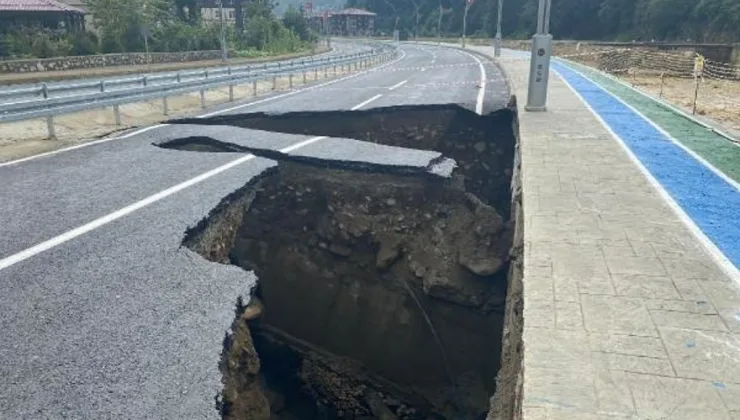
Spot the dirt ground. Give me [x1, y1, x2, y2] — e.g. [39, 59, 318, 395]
[625, 74, 740, 134]
[508, 40, 740, 136]
[0, 66, 357, 163]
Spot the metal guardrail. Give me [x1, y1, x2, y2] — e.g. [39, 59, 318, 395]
[0, 46, 396, 139]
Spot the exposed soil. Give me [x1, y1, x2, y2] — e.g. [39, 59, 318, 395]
[504, 41, 740, 136]
[170, 104, 517, 218]
[629, 75, 740, 134]
[170, 103, 521, 420]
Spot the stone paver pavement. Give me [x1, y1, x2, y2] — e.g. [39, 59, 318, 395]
[480, 48, 740, 420]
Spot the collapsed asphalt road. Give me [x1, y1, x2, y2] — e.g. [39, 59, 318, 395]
[0, 43, 510, 419]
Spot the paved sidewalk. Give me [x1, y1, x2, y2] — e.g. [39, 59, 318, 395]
[476, 47, 740, 420]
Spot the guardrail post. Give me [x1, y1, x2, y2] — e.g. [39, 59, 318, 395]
[200, 70, 208, 109]
[143, 76, 148, 87]
[252, 80, 257, 96]
[324, 66, 328, 78]
[99, 80, 105, 92]
[46, 115, 56, 140]
[273, 76, 277, 90]
[41, 82, 56, 139]
[162, 96, 169, 115]
[303, 71, 307, 84]
[176, 71, 182, 83]
[314, 68, 318, 80]
[113, 104, 121, 126]
[228, 67, 234, 102]
[289, 74, 294, 89]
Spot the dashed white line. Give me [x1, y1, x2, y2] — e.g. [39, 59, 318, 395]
[0, 48, 409, 169]
[0, 88, 396, 270]
[351, 94, 383, 110]
[388, 80, 408, 91]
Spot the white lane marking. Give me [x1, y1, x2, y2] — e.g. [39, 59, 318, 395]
[0, 71, 411, 271]
[0, 124, 164, 169]
[0, 136, 325, 272]
[458, 50, 487, 115]
[388, 80, 408, 91]
[0, 49, 416, 270]
[564, 63, 740, 192]
[420, 68, 426, 72]
[555, 68, 740, 286]
[351, 94, 383, 110]
[199, 48, 407, 117]
[0, 48, 409, 169]
[0, 151, 254, 271]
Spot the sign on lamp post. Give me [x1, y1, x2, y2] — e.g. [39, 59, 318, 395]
[494, 0, 503, 57]
[525, 0, 552, 112]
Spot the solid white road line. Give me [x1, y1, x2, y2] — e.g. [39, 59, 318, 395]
[556, 68, 740, 286]
[0, 125, 165, 169]
[0, 151, 256, 271]
[0, 48, 409, 169]
[565, 64, 740, 193]
[458, 50, 487, 115]
[388, 80, 408, 91]
[351, 94, 383, 110]
[0, 136, 325, 271]
[0, 69, 410, 271]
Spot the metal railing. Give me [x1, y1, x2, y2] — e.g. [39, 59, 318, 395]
[0, 46, 396, 139]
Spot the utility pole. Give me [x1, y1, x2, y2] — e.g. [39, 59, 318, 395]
[462, 0, 471, 48]
[494, 0, 503, 57]
[525, 0, 552, 111]
[217, 0, 228, 62]
[408, 0, 420, 43]
[437, 3, 443, 45]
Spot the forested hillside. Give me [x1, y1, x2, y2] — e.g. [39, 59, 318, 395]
[346, 0, 740, 42]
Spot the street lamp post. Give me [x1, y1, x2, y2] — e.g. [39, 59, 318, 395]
[408, 0, 420, 43]
[217, 0, 228, 62]
[525, 0, 552, 112]
[462, 1, 471, 48]
[494, 0, 503, 57]
[437, 3, 443, 45]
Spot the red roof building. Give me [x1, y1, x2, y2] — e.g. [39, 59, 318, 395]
[308, 7, 376, 37]
[0, 0, 85, 31]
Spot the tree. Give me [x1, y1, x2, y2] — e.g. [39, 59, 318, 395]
[86, 0, 172, 51]
[282, 5, 310, 40]
[348, 0, 740, 42]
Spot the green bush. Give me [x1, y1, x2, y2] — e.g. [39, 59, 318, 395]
[70, 31, 100, 55]
[0, 7, 316, 60]
[0, 27, 74, 58]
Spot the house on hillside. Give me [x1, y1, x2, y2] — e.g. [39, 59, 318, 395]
[308, 7, 375, 37]
[57, 0, 95, 32]
[0, 0, 85, 31]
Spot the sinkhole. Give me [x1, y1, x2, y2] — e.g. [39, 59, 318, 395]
[167, 103, 524, 420]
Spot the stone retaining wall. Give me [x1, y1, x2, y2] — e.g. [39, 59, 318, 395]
[0, 50, 223, 74]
